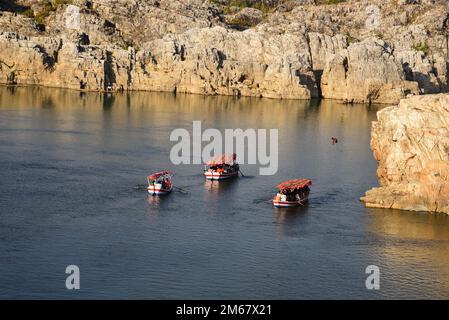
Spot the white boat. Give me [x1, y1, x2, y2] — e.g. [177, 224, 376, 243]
[147, 171, 173, 195]
[204, 169, 239, 180]
[204, 153, 239, 180]
[273, 178, 312, 207]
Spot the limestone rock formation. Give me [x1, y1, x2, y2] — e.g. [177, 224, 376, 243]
[0, 26, 317, 98]
[0, 0, 448, 101]
[226, 7, 263, 28]
[396, 50, 449, 94]
[361, 94, 449, 214]
[321, 38, 420, 104]
[0, 11, 40, 35]
[136, 26, 317, 98]
[90, 0, 223, 44]
[307, 32, 347, 93]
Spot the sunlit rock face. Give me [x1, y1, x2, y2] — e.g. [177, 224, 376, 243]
[361, 94, 449, 214]
[134, 26, 317, 99]
[0, 0, 449, 101]
[321, 38, 420, 104]
[0, 26, 317, 98]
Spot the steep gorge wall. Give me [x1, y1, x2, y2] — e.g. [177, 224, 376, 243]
[0, 26, 319, 99]
[361, 94, 449, 214]
[0, 0, 448, 102]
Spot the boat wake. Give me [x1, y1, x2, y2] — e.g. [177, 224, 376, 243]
[252, 196, 273, 204]
[309, 190, 340, 206]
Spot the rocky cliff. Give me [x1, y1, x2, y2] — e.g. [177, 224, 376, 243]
[0, 0, 448, 102]
[361, 94, 449, 214]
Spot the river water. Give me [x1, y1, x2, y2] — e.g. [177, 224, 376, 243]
[0, 86, 448, 299]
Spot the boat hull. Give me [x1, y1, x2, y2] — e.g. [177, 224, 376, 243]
[273, 200, 301, 207]
[204, 171, 238, 180]
[273, 197, 308, 207]
[148, 186, 172, 196]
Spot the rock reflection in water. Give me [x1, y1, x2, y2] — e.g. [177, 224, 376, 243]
[368, 208, 449, 298]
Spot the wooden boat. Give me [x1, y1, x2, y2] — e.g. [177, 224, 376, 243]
[273, 178, 312, 207]
[204, 153, 239, 180]
[147, 171, 173, 195]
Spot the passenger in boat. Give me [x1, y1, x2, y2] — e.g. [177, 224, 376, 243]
[287, 192, 297, 202]
[276, 192, 287, 202]
[296, 186, 310, 201]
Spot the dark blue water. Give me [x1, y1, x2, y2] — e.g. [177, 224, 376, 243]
[0, 87, 448, 299]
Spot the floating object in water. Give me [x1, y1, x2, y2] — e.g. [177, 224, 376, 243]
[273, 178, 312, 207]
[331, 137, 338, 144]
[147, 171, 173, 195]
[204, 153, 240, 180]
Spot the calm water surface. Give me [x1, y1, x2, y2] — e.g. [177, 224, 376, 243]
[0, 87, 448, 299]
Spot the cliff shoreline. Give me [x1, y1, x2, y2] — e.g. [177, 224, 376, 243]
[361, 94, 449, 215]
[1, 0, 448, 104]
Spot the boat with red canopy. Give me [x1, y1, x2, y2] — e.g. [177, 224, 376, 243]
[204, 153, 239, 180]
[147, 171, 173, 195]
[273, 178, 312, 207]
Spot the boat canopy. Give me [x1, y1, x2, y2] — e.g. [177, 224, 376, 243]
[147, 171, 173, 180]
[276, 178, 312, 192]
[206, 153, 237, 165]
